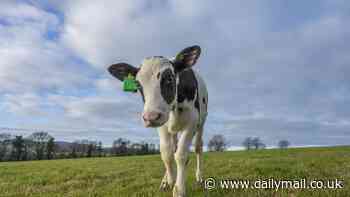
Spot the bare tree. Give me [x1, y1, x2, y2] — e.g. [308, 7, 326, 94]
[46, 137, 55, 159]
[12, 136, 25, 161]
[29, 132, 52, 160]
[112, 138, 130, 155]
[278, 140, 290, 149]
[22, 138, 33, 161]
[251, 137, 265, 150]
[86, 141, 97, 157]
[0, 133, 11, 161]
[97, 141, 103, 157]
[208, 135, 227, 152]
[242, 137, 253, 150]
[69, 142, 78, 158]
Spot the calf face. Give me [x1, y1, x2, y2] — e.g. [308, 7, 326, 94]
[108, 46, 201, 128]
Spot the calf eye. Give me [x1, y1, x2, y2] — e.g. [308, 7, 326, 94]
[166, 77, 173, 84]
[160, 69, 176, 104]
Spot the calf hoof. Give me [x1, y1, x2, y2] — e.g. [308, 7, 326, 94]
[196, 179, 204, 187]
[192, 179, 204, 190]
[173, 185, 185, 197]
[196, 173, 203, 186]
[159, 181, 172, 192]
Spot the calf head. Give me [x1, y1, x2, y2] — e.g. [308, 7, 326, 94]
[108, 46, 201, 128]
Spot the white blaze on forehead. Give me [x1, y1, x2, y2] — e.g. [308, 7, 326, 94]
[136, 57, 173, 115]
[140, 57, 173, 73]
[136, 57, 174, 82]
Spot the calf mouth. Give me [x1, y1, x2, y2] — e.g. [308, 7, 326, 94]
[144, 120, 165, 128]
[143, 117, 168, 128]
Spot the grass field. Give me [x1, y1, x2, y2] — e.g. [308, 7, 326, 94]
[0, 146, 349, 197]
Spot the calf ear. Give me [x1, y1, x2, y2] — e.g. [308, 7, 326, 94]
[173, 45, 201, 72]
[108, 63, 139, 81]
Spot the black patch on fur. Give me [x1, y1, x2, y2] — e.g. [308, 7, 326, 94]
[195, 92, 200, 113]
[202, 97, 206, 104]
[108, 63, 139, 82]
[177, 69, 198, 103]
[160, 68, 176, 104]
[135, 80, 145, 103]
[173, 46, 201, 73]
[139, 86, 145, 103]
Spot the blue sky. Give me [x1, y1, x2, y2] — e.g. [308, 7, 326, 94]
[0, 0, 350, 147]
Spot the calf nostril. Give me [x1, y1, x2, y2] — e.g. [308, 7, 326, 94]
[155, 113, 161, 121]
[143, 112, 161, 122]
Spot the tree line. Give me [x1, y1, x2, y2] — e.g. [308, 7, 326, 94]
[0, 132, 159, 162]
[207, 135, 290, 152]
[242, 137, 290, 150]
[1, 132, 292, 161]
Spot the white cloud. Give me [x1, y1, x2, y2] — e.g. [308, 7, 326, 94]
[59, 1, 266, 68]
[0, 1, 92, 94]
[1, 1, 350, 146]
[2, 93, 50, 116]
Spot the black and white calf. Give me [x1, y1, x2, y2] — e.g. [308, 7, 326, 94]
[108, 46, 208, 197]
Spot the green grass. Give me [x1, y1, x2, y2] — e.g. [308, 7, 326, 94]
[0, 146, 349, 197]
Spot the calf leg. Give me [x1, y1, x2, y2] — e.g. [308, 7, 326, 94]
[159, 126, 176, 191]
[173, 128, 195, 197]
[194, 127, 204, 183]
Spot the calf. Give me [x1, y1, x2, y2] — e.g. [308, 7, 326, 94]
[108, 46, 208, 197]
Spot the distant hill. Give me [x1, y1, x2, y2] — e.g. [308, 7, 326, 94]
[55, 141, 73, 151]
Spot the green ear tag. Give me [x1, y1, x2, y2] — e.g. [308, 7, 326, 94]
[176, 53, 184, 61]
[123, 74, 138, 92]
